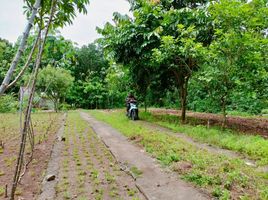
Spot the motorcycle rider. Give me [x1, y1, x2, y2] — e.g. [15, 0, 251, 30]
[126, 93, 136, 114]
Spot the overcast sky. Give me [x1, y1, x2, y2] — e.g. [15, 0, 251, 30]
[0, 0, 132, 46]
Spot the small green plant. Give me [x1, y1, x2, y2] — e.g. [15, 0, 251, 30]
[63, 191, 71, 199]
[105, 172, 115, 184]
[93, 188, 104, 200]
[127, 188, 137, 197]
[4, 156, 16, 167]
[0, 186, 5, 196]
[109, 188, 119, 197]
[130, 166, 143, 177]
[91, 169, 99, 179]
[0, 147, 3, 154]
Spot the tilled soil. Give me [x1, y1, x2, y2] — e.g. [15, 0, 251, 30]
[55, 112, 145, 200]
[149, 108, 268, 137]
[0, 113, 62, 199]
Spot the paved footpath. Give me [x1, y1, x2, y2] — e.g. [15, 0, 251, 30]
[80, 112, 209, 200]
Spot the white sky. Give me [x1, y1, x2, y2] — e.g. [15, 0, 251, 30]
[0, 0, 132, 46]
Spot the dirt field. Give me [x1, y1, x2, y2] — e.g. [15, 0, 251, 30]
[0, 112, 63, 199]
[149, 108, 268, 137]
[55, 112, 145, 200]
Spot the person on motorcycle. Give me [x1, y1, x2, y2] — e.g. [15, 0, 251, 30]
[126, 93, 136, 114]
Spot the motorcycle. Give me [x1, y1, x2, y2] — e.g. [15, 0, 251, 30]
[127, 100, 139, 120]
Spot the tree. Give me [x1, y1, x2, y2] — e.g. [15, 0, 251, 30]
[0, 0, 41, 95]
[105, 63, 130, 108]
[152, 24, 205, 122]
[197, 0, 268, 126]
[37, 65, 74, 111]
[0, 39, 15, 83]
[99, 0, 211, 123]
[98, 0, 163, 110]
[66, 43, 110, 108]
[7, 0, 90, 198]
[0, 0, 90, 95]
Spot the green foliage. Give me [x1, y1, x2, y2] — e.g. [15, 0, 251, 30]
[66, 44, 112, 109]
[0, 94, 18, 113]
[261, 109, 268, 115]
[59, 103, 72, 111]
[37, 65, 74, 111]
[189, 0, 268, 115]
[0, 38, 15, 85]
[2, 0, 267, 116]
[24, 0, 90, 28]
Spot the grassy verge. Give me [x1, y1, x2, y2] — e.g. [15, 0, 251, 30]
[139, 111, 268, 166]
[87, 110, 268, 200]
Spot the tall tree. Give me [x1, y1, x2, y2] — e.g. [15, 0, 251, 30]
[99, 0, 211, 123]
[199, 0, 268, 125]
[37, 65, 74, 111]
[0, 0, 41, 95]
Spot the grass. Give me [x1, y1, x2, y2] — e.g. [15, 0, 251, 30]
[130, 166, 143, 178]
[4, 156, 16, 167]
[140, 111, 268, 166]
[0, 186, 4, 196]
[88, 109, 268, 200]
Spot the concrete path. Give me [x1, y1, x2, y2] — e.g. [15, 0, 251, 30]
[80, 112, 209, 200]
[38, 113, 67, 200]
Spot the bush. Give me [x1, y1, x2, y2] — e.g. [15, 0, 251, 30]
[0, 94, 18, 113]
[261, 109, 268, 115]
[60, 103, 72, 111]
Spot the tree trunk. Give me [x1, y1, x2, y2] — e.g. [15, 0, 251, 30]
[53, 99, 58, 112]
[221, 95, 227, 129]
[180, 77, 189, 124]
[0, 0, 41, 95]
[6, 29, 41, 91]
[10, 0, 56, 198]
[144, 89, 147, 112]
[144, 99, 147, 112]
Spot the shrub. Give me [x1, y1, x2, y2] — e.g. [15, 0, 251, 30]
[60, 103, 72, 111]
[261, 109, 268, 114]
[0, 94, 18, 113]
